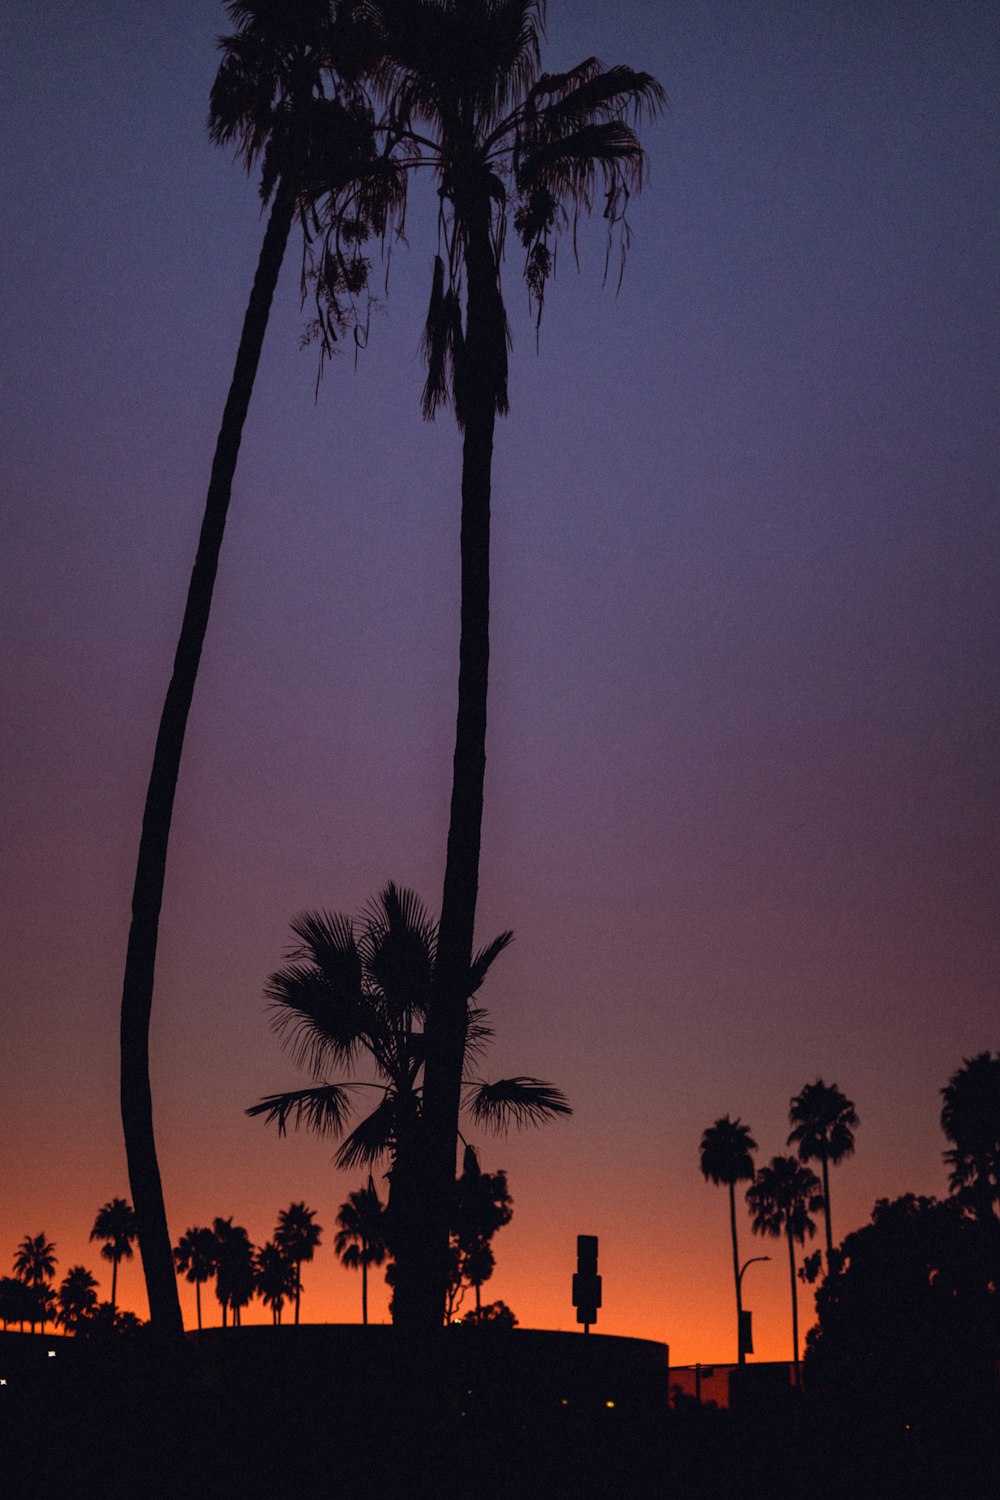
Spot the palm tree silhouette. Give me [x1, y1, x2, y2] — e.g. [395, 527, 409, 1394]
[274, 1202, 323, 1324]
[255, 1241, 297, 1324]
[212, 1217, 256, 1328]
[451, 1146, 512, 1318]
[787, 1079, 858, 1263]
[89, 1199, 137, 1318]
[57, 1267, 99, 1333]
[247, 882, 570, 1325]
[117, 0, 397, 1338]
[13, 1234, 57, 1332]
[699, 1116, 757, 1365]
[941, 1051, 1000, 1225]
[334, 1180, 388, 1325]
[173, 1225, 219, 1331]
[746, 1155, 823, 1385]
[335, 0, 662, 1330]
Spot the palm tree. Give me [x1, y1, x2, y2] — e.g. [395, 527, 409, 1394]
[341, 0, 663, 1331]
[13, 1233, 57, 1331]
[212, 1218, 256, 1328]
[255, 1241, 297, 1324]
[746, 1156, 823, 1385]
[0, 1276, 38, 1332]
[941, 1051, 1000, 1225]
[451, 1146, 512, 1318]
[57, 1267, 99, 1333]
[89, 1198, 137, 1317]
[247, 882, 570, 1326]
[117, 0, 398, 1339]
[274, 1202, 323, 1324]
[699, 1116, 757, 1365]
[334, 1179, 388, 1325]
[173, 1226, 219, 1331]
[787, 1080, 858, 1263]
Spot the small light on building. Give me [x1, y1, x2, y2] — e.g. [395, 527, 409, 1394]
[47, 1351, 56, 1359]
[604, 1400, 615, 1409]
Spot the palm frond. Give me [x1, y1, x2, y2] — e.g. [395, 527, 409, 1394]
[246, 1084, 354, 1138]
[467, 929, 514, 996]
[334, 1094, 398, 1169]
[465, 1076, 572, 1131]
[264, 962, 368, 1076]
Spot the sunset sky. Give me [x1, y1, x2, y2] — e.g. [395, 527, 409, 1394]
[2, 1, 997, 1364]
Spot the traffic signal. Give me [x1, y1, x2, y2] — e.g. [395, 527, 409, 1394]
[572, 1234, 601, 1329]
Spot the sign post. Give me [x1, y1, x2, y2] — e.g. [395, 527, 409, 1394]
[572, 1234, 601, 1333]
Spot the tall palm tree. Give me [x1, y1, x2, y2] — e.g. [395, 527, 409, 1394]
[746, 1156, 823, 1386]
[118, 0, 396, 1339]
[247, 882, 570, 1326]
[255, 1241, 298, 1324]
[212, 1217, 256, 1327]
[941, 1051, 1000, 1226]
[274, 1202, 323, 1323]
[334, 1179, 388, 1325]
[13, 1234, 57, 1333]
[787, 1079, 858, 1263]
[699, 1116, 757, 1365]
[342, 0, 663, 1330]
[57, 1267, 99, 1334]
[173, 1225, 219, 1331]
[90, 1198, 137, 1317]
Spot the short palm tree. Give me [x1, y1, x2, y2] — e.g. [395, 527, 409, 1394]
[247, 882, 570, 1326]
[699, 1116, 757, 1364]
[334, 1179, 388, 1325]
[57, 1267, 99, 1333]
[90, 1199, 137, 1317]
[173, 1225, 219, 1331]
[117, 0, 398, 1338]
[339, 0, 663, 1332]
[13, 1234, 57, 1333]
[274, 1202, 322, 1324]
[941, 1051, 1000, 1225]
[212, 1217, 256, 1327]
[787, 1080, 858, 1262]
[255, 1241, 298, 1324]
[746, 1156, 823, 1385]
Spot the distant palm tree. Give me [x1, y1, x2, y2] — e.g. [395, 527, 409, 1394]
[255, 1241, 297, 1325]
[451, 1146, 512, 1318]
[699, 1115, 757, 1365]
[117, 0, 397, 1338]
[339, 0, 663, 1332]
[747, 1156, 823, 1385]
[941, 1051, 1000, 1225]
[0, 1275, 37, 1331]
[90, 1199, 137, 1317]
[213, 1218, 256, 1328]
[57, 1267, 99, 1333]
[173, 1226, 219, 1331]
[13, 1234, 56, 1331]
[787, 1080, 858, 1262]
[334, 1180, 387, 1326]
[274, 1203, 322, 1324]
[247, 883, 570, 1326]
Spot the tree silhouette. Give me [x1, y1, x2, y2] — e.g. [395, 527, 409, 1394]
[746, 1156, 823, 1385]
[274, 1202, 322, 1324]
[941, 1051, 1000, 1225]
[255, 1241, 298, 1324]
[787, 1079, 858, 1263]
[0, 1276, 38, 1332]
[212, 1218, 256, 1327]
[335, 0, 662, 1331]
[247, 883, 570, 1325]
[57, 1266, 99, 1333]
[13, 1234, 57, 1332]
[173, 1226, 219, 1331]
[450, 1146, 512, 1318]
[699, 1115, 757, 1365]
[334, 1179, 388, 1326]
[89, 1198, 137, 1317]
[117, 0, 398, 1338]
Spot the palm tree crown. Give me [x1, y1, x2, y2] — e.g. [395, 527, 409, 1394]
[14, 1232, 57, 1286]
[787, 1079, 858, 1259]
[255, 1241, 298, 1324]
[57, 1267, 99, 1334]
[334, 1180, 388, 1325]
[747, 1155, 824, 1383]
[941, 1051, 1000, 1223]
[274, 1202, 323, 1324]
[173, 1226, 219, 1332]
[90, 1199, 137, 1316]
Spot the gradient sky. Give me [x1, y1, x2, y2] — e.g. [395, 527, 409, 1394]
[2, 1, 997, 1363]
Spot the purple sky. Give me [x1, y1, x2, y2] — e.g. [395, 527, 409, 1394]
[2, 1, 997, 1359]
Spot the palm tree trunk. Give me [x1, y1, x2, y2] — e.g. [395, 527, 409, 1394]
[729, 1182, 744, 1365]
[120, 176, 297, 1342]
[821, 1156, 833, 1263]
[787, 1229, 800, 1387]
[417, 191, 498, 1335]
[110, 1257, 118, 1319]
[195, 1280, 202, 1332]
[362, 1258, 368, 1327]
[294, 1262, 301, 1325]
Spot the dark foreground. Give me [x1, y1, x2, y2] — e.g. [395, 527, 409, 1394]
[2, 1329, 997, 1500]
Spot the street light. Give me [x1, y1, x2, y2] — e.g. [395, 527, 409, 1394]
[736, 1256, 770, 1364]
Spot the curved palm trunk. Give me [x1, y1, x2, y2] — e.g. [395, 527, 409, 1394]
[729, 1182, 744, 1366]
[787, 1228, 800, 1387]
[120, 176, 297, 1341]
[417, 194, 498, 1335]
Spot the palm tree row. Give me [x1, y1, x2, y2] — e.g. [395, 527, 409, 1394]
[120, 0, 660, 1336]
[174, 1203, 322, 1328]
[1, 1226, 143, 1336]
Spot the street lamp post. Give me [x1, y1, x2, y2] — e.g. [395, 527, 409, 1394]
[736, 1255, 770, 1364]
